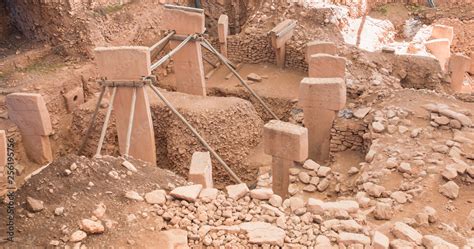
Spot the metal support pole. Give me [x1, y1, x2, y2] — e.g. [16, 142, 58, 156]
[201, 38, 280, 120]
[124, 87, 137, 156]
[147, 83, 243, 184]
[201, 41, 236, 69]
[95, 87, 118, 156]
[150, 31, 176, 54]
[78, 85, 107, 155]
[203, 55, 218, 68]
[150, 34, 195, 71]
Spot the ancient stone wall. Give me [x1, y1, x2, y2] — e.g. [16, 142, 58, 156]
[72, 91, 263, 186]
[330, 118, 369, 153]
[226, 33, 307, 72]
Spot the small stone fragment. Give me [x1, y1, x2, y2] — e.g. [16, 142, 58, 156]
[144, 190, 167, 204]
[125, 191, 144, 201]
[247, 73, 262, 82]
[226, 183, 249, 200]
[26, 196, 44, 212]
[391, 222, 422, 245]
[80, 219, 105, 234]
[250, 188, 273, 200]
[373, 202, 393, 220]
[70, 230, 87, 242]
[439, 181, 459, 199]
[122, 160, 137, 172]
[170, 184, 203, 202]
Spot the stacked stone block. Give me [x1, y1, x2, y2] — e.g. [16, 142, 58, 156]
[6, 93, 53, 164]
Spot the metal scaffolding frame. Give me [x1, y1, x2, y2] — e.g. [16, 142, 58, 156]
[80, 30, 281, 183]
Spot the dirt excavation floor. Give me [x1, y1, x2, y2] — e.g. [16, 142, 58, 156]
[1, 0, 474, 248]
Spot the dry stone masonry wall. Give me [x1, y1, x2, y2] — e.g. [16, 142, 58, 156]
[330, 118, 369, 154]
[226, 33, 308, 72]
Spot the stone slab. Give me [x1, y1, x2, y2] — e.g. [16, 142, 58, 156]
[22, 134, 52, 165]
[161, 7, 205, 35]
[170, 40, 207, 96]
[431, 24, 454, 45]
[170, 184, 203, 202]
[304, 108, 337, 164]
[272, 157, 295, 198]
[6, 93, 53, 136]
[263, 120, 308, 162]
[226, 183, 249, 200]
[425, 38, 451, 71]
[299, 77, 346, 111]
[449, 53, 471, 92]
[270, 19, 296, 49]
[306, 41, 337, 62]
[217, 14, 229, 43]
[308, 54, 346, 78]
[218, 14, 229, 57]
[95, 46, 157, 165]
[188, 151, 213, 188]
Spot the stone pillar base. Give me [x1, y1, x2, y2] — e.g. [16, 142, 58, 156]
[304, 108, 336, 164]
[272, 157, 295, 198]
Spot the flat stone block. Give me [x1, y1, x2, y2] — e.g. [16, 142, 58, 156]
[95, 46, 151, 80]
[308, 54, 346, 78]
[299, 77, 346, 111]
[425, 38, 451, 71]
[63, 87, 84, 113]
[270, 19, 296, 48]
[170, 184, 202, 202]
[304, 108, 337, 163]
[188, 151, 213, 188]
[162, 7, 205, 35]
[170, 40, 206, 96]
[263, 120, 308, 162]
[449, 53, 471, 93]
[431, 24, 454, 44]
[306, 41, 337, 62]
[22, 134, 52, 165]
[218, 14, 229, 42]
[6, 93, 53, 136]
[449, 53, 471, 72]
[226, 183, 249, 200]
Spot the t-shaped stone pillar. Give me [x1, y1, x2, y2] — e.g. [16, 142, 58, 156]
[162, 5, 206, 96]
[263, 120, 308, 198]
[306, 41, 337, 63]
[218, 14, 229, 58]
[449, 53, 472, 93]
[269, 19, 297, 68]
[6, 93, 53, 164]
[95, 46, 157, 165]
[308, 54, 346, 78]
[299, 78, 346, 164]
[430, 24, 454, 45]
